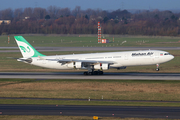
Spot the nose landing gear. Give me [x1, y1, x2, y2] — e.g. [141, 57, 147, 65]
[156, 64, 159, 71]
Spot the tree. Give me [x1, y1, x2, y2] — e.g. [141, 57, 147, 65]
[0, 8, 13, 20]
[23, 7, 33, 17]
[45, 15, 50, 20]
[171, 14, 178, 20]
[1, 6, 180, 36]
[47, 6, 59, 19]
[85, 14, 89, 19]
[57, 8, 71, 18]
[33, 8, 47, 19]
[103, 17, 109, 23]
[72, 6, 81, 17]
[14, 8, 23, 19]
[154, 14, 159, 19]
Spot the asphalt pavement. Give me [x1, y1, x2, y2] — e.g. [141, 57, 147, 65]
[0, 72, 180, 80]
[0, 104, 180, 118]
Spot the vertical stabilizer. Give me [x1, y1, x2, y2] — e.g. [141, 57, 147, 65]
[14, 36, 45, 58]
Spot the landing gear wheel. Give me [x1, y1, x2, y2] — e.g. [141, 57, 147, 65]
[99, 71, 103, 75]
[156, 64, 159, 71]
[83, 72, 88, 75]
[89, 72, 93, 75]
[156, 68, 159, 71]
[94, 71, 98, 75]
[83, 71, 104, 75]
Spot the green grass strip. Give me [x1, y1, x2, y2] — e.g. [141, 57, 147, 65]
[0, 99, 180, 107]
[1, 78, 180, 84]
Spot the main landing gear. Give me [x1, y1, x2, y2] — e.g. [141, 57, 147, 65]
[83, 71, 103, 75]
[156, 64, 160, 71]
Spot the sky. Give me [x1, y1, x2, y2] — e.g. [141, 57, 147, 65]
[0, 0, 180, 11]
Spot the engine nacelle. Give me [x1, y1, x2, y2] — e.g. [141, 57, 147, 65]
[94, 63, 109, 70]
[67, 62, 82, 69]
[101, 63, 109, 70]
[74, 62, 82, 69]
[67, 62, 74, 68]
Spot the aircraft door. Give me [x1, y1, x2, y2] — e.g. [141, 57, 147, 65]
[155, 52, 159, 58]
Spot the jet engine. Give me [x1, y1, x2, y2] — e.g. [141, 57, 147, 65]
[67, 62, 82, 69]
[94, 63, 109, 70]
[74, 62, 82, 69]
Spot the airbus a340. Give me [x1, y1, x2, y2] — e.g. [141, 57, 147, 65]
[14, 36, 174, 75]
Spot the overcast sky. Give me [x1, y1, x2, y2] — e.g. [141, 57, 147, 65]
[0, 0, 179, 11]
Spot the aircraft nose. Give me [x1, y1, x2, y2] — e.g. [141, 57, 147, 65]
[171, 55, 174, 60]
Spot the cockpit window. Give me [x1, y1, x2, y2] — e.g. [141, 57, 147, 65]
[164, 53, 171, 55]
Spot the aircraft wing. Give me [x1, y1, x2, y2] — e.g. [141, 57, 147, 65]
[45, 58, 115, 65]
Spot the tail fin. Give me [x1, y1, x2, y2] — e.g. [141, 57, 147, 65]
[14, 36, 45, 58]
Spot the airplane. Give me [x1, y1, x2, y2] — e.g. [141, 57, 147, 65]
[14, 36, 174, 75]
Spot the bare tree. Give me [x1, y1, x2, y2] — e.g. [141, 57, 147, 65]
[0, 11, 2, 19]
[23, 7, 33, 18]
[47, 6, 59, 19]
[57, 7, 71, 18]
[72, 6, 81, 17]
[33, 7, 47, 19]
[0, 8, 13, 20]
[14, 8, 23, 19]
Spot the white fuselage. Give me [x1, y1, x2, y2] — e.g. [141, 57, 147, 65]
[28, 50, 174, 70]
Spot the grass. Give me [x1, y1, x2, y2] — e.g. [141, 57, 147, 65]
[1, 79, 180, 102]
[1, 35, 180, 47]
[0, 115, 171, 120]
[1, 99, 180, 107]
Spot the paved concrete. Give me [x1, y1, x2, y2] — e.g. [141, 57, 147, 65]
[0, 72, 180, 80]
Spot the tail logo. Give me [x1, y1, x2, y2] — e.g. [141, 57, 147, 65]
[16, 41, 34, 57]
[15, 36, 44, 58]
[19, 46, 31, 53]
